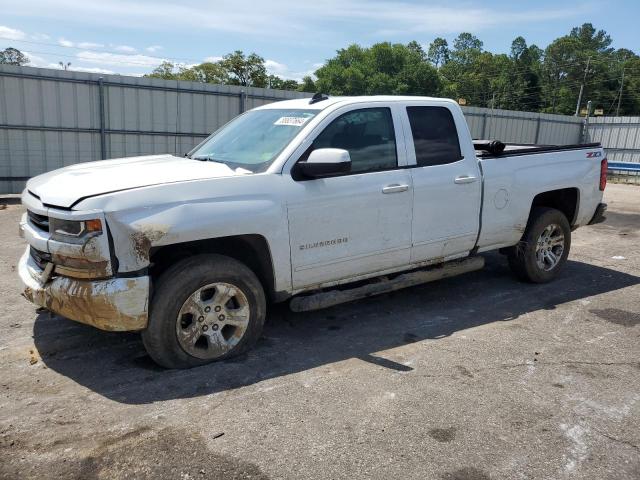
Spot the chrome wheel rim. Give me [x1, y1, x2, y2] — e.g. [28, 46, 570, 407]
[535, 224, 565, 271]
[176, 282, 250, 359]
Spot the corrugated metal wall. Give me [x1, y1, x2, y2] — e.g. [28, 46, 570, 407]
[462, 106, 584, 145]
[0, 65, 310, 193]
[586, 116, 640, 163]
[1, 65, 587, 194]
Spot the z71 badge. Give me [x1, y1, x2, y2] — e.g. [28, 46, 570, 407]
[586, 151, 602, 158]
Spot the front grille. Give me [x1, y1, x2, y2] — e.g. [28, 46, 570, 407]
[30, 246, 51, 270]
[27, 210, 49, 232]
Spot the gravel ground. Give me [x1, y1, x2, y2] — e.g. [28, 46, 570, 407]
[0, 184, 639, 480]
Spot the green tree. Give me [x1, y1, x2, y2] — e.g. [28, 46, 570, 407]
[298, 75, 317, 92]
[616, 55, 640, 115]
[540, 23, 616, 114]
[219, 51, 267, 87]
[427, 37, 449, 68]
[266, 75, 299, 90]
[141, 25, 640, 115]
[179, 62, 229, 84]
[451, 33, 483, 65]
[146, 61, 179, 80]
[314, 42, 440, 96]
[439, 33, 493, 106]
[0, 47, 29, 66]
[501, 37, 543, 111]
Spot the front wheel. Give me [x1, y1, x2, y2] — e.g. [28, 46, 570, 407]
[507, 207, 571, 283]
[142, 254, 266, 369]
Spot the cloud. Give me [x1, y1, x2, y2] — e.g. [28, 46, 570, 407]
[78, 42, 104, 49]
[146, 45, 162, 53]
[0, 25, 26, 41]
[265, 59, 288, 76]
[24, 51, 116, 74]
[114, 45, 136, 53]
[22, 51, 48, 66]
[31, 33, 50, 41]
[3, 0, 586, 38]
[265, 59, 318, 81]
[71, 66, 116, 74]
[58, 38, 74, 47]
[76, 50, 165, 68]
[57, 38, 105, 49]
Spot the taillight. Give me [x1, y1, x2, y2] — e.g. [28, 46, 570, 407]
[600, 158, 607, 191]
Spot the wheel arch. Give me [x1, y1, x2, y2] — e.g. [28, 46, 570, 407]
[529, 188, 580, 226]
[149, 234, 278, 301]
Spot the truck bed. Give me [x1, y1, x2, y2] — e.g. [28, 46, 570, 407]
[474, 141, 605, 252]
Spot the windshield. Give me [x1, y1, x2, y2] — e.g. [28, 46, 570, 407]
[189, 108, 317, 172]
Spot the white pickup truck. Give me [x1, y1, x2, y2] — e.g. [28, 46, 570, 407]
[18, 95, 607, 368]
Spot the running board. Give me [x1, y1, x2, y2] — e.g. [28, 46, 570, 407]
[289, 256, 485, 312]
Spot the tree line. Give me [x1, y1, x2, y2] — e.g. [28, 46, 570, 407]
[306, 24, 639, 116]
[2, 23, 638, 115]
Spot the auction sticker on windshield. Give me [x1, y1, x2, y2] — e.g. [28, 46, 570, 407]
[274, 116, 310, 126]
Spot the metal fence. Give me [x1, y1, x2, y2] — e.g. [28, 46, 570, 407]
[0, 65, 591, 194]
[586, 116, 640, 163]
[0, 65, 310, 193]
[461, 105, 584, 145]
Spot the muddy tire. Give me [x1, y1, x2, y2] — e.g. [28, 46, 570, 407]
[507, 207, 571, 283]
[142, 254, 266, 369]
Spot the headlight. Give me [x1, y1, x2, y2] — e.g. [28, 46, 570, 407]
[50, 218, 102, 237]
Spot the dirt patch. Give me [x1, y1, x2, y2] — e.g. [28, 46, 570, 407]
[131, 227, 168, 263]
[441, 467, 490, 480]
[1, 425, 269, 480]
[590, 308, 640, 327]
[456, 365, 474, 378]
[429, 427, 457, 443]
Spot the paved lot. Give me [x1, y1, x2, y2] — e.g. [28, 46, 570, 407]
[1, 184, 639, 480]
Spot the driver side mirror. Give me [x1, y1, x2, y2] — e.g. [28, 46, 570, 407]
[297, 148, 351, 178]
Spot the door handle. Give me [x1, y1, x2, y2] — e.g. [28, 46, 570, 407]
[454, 175, 477, 184]
[382, 184, 409, 194]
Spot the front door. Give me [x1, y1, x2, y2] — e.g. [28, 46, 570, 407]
[287, 106, 413, 289]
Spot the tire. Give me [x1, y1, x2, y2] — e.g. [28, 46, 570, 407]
[507, 207, 571, 283]
[142, 254, 266, 369]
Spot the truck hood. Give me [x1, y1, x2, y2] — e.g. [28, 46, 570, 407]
[27, 154, 243, 208]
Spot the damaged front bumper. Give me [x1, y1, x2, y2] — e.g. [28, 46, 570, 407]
[18, 248, 150, 331]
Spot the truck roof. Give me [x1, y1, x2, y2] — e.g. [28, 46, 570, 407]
[255, 95, 459, 111]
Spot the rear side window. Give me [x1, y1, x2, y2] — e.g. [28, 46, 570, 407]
[312, 107, 397, 173]
[406, 106, 462, 167]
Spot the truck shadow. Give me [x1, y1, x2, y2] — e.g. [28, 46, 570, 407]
[32, 253, 639, 404]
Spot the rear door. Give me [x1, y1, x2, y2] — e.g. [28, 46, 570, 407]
[286, 104, 413, 289]
[401, 103, 481, 262]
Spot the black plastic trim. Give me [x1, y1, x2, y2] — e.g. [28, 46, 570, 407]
[478, 142, 602, 159]
[588, 203, 607, 225]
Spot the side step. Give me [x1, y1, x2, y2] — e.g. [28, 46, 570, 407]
[289, 256, 485, 312]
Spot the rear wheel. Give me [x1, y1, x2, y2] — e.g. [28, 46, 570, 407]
[142, 254, 266, 369]
[507, 207, 571, 283]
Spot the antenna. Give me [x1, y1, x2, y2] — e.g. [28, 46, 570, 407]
[309, 93, 329, 105]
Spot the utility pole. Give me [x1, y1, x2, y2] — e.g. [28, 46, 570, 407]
[616, 68, 625, 116]
[574, 56, 591, 116]
[582, 100, 593, 143]
[59, 61, 71, 70]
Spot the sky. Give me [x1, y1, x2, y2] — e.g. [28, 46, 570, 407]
[0, 0, 638, 80]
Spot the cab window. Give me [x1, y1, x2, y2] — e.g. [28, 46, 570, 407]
[406, 106, 462, 167]
[312, 107, 397, 174]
